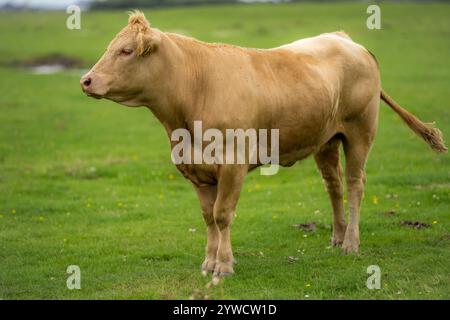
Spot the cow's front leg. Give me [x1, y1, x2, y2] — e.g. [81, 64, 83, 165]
[195, 185, 218, 275]
[213, 165, 246, 277]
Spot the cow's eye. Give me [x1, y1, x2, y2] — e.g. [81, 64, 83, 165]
[120, 48, 133, 56]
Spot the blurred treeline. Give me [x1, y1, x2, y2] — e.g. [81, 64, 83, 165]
[89, 0, 442, 10]
[90, 0, 240, 9]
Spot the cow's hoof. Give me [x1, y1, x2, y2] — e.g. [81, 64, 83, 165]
[342, 240, 359, 254]
[201, 257, 216, 276]
[213, 261, 234, 277]
[331, 236, 344, 247]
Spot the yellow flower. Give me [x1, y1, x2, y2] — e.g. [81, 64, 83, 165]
[305, 283, 311, 287]
[372, 196, 379, 205]
[11, 209, 16, 214]
[432, 220, 438, 224]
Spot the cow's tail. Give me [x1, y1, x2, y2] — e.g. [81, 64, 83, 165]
[380, 89, 447, 153]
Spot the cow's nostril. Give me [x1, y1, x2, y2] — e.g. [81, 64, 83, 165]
[83, 78, 92, 87]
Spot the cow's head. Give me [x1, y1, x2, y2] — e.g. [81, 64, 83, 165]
[80, 11, 162, 106]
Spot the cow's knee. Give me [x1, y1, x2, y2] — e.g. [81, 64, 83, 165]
[214, 210, 233, 230]
[202, 210, 215, 226]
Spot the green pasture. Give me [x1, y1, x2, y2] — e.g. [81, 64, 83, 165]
[0, 2, 449, 299]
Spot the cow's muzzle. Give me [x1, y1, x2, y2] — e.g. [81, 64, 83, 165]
[80, 72, 105, 99]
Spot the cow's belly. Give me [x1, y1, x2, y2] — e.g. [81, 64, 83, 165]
[278, 146, 318, 167]
[176, 163, 218, 186]
[270, 93, 340, 165]
[276, 122, 336, 167]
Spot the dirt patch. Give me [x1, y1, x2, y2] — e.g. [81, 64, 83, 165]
[414, 183, 450, 190]
[11, 53, 86, 74]
[286, 256, 299, 263]
[235, 250, 264, 258]
[381, 210, 396, 216]
[65, 166, 101, 180]
[400, 220, 431, 230]
[189, 289, 211, 300]
[21, 54, 84, 68]
[141, 253, 176, 263]
[292, 222, 317, 232]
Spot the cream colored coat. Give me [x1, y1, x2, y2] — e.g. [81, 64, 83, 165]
[81, 12, 446, 277]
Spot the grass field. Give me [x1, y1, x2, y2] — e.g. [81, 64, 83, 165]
[0, 2, 449, 299]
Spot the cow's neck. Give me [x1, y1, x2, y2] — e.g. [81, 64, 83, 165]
[143, 32, 210, 137]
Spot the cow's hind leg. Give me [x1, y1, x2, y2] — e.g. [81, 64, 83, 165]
[341, 108, 377, 253]
[195, 185, 219, 274]
[314, 136, 347, 246]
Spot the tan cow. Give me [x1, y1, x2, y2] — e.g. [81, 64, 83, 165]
[81, 11, 447, 277]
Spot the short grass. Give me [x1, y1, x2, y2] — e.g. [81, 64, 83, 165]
[0, 2, 449, 299]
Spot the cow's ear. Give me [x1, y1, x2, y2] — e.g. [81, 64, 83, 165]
[136, 30, 160, 56]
